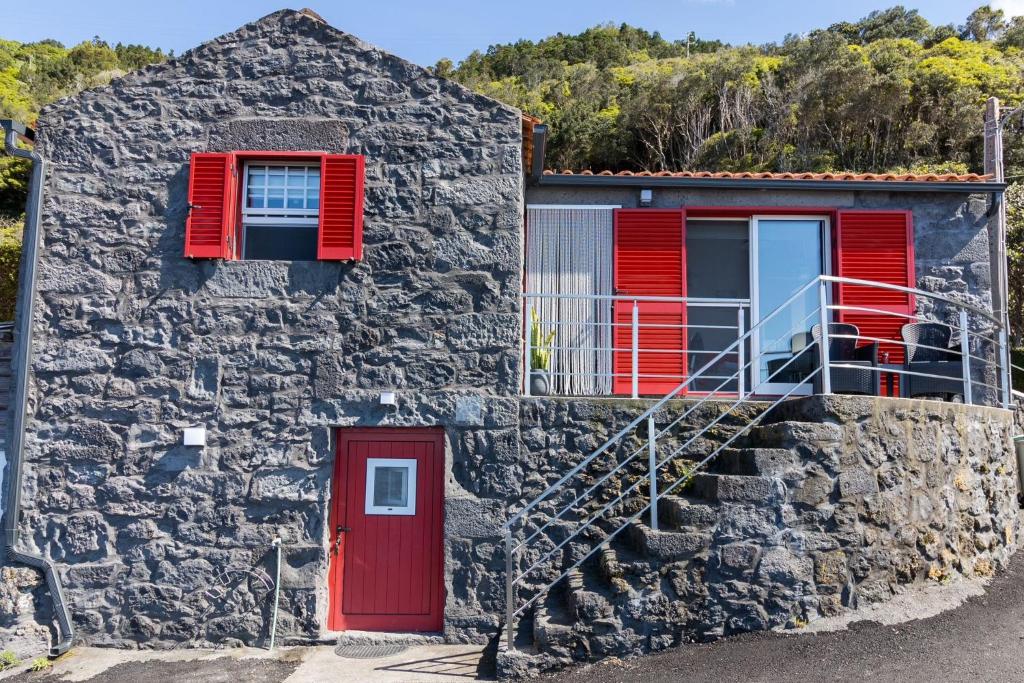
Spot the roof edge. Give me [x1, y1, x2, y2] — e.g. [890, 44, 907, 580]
[535, 173, 1006, 193]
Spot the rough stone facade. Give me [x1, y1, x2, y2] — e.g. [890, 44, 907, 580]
[9, 10, 523, 649]
[499, 395, 1019, 678]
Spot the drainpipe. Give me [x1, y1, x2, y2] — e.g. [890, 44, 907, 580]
[529, 124, 548, 184]
[1, 119, 75, 657]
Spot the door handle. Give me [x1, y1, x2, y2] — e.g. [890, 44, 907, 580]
[333, 526, 351, 554]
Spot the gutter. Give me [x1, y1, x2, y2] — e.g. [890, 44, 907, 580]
[535, 173, 1006, 194]
[1, 119, 75, 657]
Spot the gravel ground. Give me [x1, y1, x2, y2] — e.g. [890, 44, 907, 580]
[546, 550, 1024, 683]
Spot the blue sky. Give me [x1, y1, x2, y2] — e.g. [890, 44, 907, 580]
[1, 1, 1015, 68]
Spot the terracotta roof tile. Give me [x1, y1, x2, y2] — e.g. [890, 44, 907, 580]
[542, 169, 993, 183]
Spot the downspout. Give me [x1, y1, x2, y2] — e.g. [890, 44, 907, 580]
[1, 119, 75, 657]
[529, 124, 548, 184]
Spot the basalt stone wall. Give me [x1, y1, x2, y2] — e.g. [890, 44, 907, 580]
[500, 395, 1018, 677]
[7, 10, 523, 649]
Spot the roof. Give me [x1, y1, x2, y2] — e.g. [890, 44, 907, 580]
[534, 168, 1004, 193]
[543, 169, 993, 183]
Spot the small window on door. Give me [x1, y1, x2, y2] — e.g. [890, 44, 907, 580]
[241, 163, 320, 260]
[364, 458, 417, 515]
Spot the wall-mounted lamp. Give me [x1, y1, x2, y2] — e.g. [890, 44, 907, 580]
[183, 426, 207, 447]
[639, 188, 653, 206]
[380, 391, 397, 407]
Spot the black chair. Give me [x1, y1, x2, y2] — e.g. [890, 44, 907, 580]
[810, 323, 880, 396]
[765, 323, 879, 395]
[765, 331, 813, 385]
[900, 322, 965, 402]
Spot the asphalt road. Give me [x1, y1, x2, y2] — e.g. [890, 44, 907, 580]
[546, 551, 1024, 683]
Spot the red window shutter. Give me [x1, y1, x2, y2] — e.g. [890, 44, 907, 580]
[184, 152, 236, 259]
[318, 154, 365, 261]
[612, 208, 687, 396]
[834, 210, 915, 395]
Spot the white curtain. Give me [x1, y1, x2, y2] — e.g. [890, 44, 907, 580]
[525, 207, 614, 395]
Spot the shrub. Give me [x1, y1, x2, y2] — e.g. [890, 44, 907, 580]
[0, 214, 21, 322]
[0, 650, 19, 670]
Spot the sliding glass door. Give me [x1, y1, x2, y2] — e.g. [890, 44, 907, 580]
[751, 217, 828, 395]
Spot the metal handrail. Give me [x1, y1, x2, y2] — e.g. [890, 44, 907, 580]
[508, 277, 820, 529]
[524, 292, 750, 305]
[821, 274, 1002, 325]
[504, 275, 1013, 650]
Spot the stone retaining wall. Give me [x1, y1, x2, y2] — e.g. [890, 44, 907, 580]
[498, 395, 1020, 677]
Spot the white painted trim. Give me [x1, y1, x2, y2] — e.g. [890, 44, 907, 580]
[526, 204, 621, 210]
[364, 458, 417, 516]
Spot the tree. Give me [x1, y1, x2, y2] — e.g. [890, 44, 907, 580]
[960, 5, 1007, 42]
[828, 6, 932, 44]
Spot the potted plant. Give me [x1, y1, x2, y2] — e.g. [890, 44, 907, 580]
[529, 309, 556, 396]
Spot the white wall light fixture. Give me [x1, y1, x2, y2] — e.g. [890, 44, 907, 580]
[183, 426, 207, 447]
[380, 391, 397, 407]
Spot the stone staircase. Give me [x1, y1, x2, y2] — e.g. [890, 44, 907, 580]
[499, 415, 836, 679]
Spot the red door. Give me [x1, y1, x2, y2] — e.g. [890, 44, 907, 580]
[612, 208, 688, 395]
[328, 428, 445, 632]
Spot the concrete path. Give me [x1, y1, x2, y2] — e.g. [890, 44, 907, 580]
[546, 550, 1024, 683]
[3, 643, 491, 682]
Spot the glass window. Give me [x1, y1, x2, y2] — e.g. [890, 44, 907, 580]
[364, 458, 417, 515]
[241, 162, 321, 261]
[686, 220, 751, 392]
[373, 467, 409, 508]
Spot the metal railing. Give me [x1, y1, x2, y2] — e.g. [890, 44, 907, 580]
[503, 275, 1012, 650]
[522, 292, 750, 398]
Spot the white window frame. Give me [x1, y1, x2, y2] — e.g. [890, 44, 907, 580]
[364, 458, 417, 516]
[241, 162, 321, 227]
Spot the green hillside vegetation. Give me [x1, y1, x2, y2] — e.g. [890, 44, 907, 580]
[440, 5, 1024, 175]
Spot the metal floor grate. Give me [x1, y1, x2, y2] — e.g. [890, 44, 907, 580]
[335, 643, 409, 659]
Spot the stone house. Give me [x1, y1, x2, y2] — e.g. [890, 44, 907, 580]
[0, 8, 1019, 678]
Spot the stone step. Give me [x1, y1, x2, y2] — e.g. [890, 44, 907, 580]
[689, 473, 786, 504]
[626, 519, 711, 561]
[711, 447, 797, 477]
[743, 420, 843, 449]
[657, 495, 717, 531]
[532, 593, 577, 658]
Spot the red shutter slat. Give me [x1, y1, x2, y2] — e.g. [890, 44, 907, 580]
[184, 152, 235, 259]
[835, 210, 915, 396]
[318, 154, 365, 261]
[612, 208, 687, 396]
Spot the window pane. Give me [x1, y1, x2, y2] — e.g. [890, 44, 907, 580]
[247, 194, 265, 209]
[243, 226, 318, 261]
[372, 467, 409, 507]
[286, 196, 304, 209]
[287, 172, 304, 187]
[267, 169, 285, 187]
[306, 171, 321, 188]
[266, 189, 284, 209]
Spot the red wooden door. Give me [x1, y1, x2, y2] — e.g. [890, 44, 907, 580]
[612, 208, 687, 395]
[328, 428, 445, 632]
[834, 210, 915, 396]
